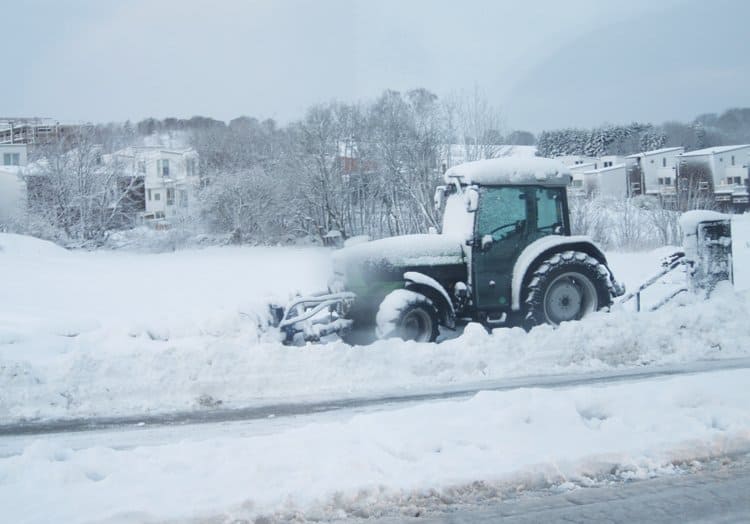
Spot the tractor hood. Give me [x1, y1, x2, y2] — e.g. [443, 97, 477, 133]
[332, 234, 466, 276]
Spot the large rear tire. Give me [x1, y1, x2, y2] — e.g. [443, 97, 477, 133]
[376, 289, 439, 343]
[524, 251, 611, 327]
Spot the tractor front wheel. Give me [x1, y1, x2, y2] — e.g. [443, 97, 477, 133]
[376, 289, 439, 343]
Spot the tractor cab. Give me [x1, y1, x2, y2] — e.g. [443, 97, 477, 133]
[435, 157, 573, 313]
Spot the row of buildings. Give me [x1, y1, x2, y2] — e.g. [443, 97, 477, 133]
[0, 142, 200, 227]
[0, 118, 82, 147]
[560, 144, 750, 211]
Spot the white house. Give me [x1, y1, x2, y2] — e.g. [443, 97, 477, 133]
[567, 162, 596, 197]
[582, 163, 628, 199]
[0, 144, 28, 167]
[678, 144, 750, 211]
[110, 146, 199, 222]
[625, 147, 684, 197]
[0, 165, 25, 226]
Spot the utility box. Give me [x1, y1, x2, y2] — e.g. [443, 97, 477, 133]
[732, 214, 750, 293]
[678, 210, 750, 294]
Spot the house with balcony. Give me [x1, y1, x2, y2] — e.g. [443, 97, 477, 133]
[625, 147, 684, 198]
[110, 146, 199, 223]
[677, 145, 750, 212]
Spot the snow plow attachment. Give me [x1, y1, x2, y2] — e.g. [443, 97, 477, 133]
[619, 251, 689, 312]
[270, 291, 356, 344]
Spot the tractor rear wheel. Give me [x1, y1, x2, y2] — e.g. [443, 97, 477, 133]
[525, 251, 611, 327]
[376, 289, 439, 343]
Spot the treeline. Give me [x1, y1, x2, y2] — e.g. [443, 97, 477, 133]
[536, 107, 750, 157]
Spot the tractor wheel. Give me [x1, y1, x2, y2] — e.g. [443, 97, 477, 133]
[376, 289, 439, 343]
[525, 251, 611, 327]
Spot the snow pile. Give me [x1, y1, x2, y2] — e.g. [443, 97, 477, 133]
[2, 369, 749, 523]
[1, 235, 748, 423]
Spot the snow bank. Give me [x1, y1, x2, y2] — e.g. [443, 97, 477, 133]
[2, 369, 749, 523]
[0, 233, 69, 258]
[1, 236, 748, 423]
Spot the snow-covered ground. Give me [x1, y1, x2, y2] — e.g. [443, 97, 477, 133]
[1, 233, 750, 423]
[2, 368, 749, 523]
[3, 233, 750, 523]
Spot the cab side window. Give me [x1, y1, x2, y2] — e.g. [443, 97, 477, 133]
[535, 188, 563, 232]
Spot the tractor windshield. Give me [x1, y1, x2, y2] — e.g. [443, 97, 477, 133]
[475, 186, 565, 241]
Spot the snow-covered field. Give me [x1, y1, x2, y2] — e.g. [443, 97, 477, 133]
[2, 233, 750, 423]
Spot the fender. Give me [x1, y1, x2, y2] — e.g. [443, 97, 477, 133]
[511, 236, 609, 311]
[403, 271, 456, 327]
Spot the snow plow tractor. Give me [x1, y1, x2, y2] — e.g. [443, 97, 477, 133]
[273, 157, 626, 344]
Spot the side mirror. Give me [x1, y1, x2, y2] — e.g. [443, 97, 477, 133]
[465, 186, 479, 212]
[481, 234, 493, 251]
[434, 185, 447, 212]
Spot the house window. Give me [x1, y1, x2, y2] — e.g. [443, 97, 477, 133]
[138, 161, 146, 174]
[664, 177, 671, 185]
[157, 159, 170, 176]
[630, 182, 641, 192]
[166, 188, 175, 206]
[147, 189, 152, 201]
[572, 180, 583, 188]
[731, 155, 735, 166]
[186, 158, 197, 177]
[658, 178, 664, 185]
[734, 176, 742, 185]
[179, 190, 188, 208]
[603, 161, 612, 168]
[3, 153, 20, 166]
[154, 192, 161, 201]
[662, 157, 667, 167]
[650, 159, 655, 164]
[728, 177, 734, 185]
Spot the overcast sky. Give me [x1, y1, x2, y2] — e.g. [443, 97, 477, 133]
[5, 0, 749, 131]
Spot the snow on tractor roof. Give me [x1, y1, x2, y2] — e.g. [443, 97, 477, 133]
[444, 157, 571, 187]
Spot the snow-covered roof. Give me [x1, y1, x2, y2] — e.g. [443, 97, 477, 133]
[679, 144, 750, 158]
[625, 147, 684, 159]
[583, 163, 626, 175]
[568, 162, 596, 172]
[444, 157, 571, 187]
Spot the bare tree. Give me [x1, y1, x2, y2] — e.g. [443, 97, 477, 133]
[443, 85, 506, 163]
[26, 128, 140, 244]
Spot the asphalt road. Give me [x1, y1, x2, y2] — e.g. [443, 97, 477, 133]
[3, 356, 750, 437]
[369, 456, 750, 524]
